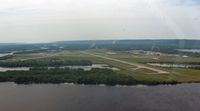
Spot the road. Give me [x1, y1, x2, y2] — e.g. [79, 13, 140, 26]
[82, 51, 169, 74]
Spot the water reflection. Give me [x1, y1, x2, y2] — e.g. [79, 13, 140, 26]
[0, 83, 199, 111]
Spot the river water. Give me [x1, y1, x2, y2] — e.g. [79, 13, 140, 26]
[178, 49, 200, 53]
[0, 83, 200, 111]
[148, 63, 200, 68]
[0, 52, 13, 57]
[0, 64, 120, 72]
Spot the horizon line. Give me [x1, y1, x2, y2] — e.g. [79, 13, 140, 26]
[0, 38, 200, 44]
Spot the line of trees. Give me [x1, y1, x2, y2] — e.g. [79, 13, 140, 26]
[0, 68, 178, 85]
[0, 60, 92, 67]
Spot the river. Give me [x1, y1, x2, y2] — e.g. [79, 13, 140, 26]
[0, 64, 120, 72]
[148, 63, 200, 68]
[0, 52, 13, 57]
[0, 83, 200, 111]
[178, 49, 200, 53]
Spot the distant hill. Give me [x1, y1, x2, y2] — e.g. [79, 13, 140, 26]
[0, 39, 199, 56]
[54, 39, 200, 49]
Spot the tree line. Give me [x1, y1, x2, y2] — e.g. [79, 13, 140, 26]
[0, 68, 178, 85]
[0, 60, 92, 67]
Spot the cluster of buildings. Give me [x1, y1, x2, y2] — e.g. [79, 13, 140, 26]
[127, 50, 163, 56]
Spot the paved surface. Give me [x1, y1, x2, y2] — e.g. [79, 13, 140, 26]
[82, 51, 169, 74]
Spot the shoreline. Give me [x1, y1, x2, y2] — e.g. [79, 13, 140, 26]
[2, 81, 199, 87]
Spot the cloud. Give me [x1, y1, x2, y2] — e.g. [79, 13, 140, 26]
[0, 0, 199, 42]
[163, 0, 200, 6]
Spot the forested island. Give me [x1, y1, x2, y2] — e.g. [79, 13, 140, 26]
[0, 68, 178, 85]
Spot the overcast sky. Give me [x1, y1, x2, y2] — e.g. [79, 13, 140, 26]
[0, 0, 199, 43]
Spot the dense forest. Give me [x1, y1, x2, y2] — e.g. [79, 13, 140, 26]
[0, 68, 178, 85]
[0, 60, 92, 67]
